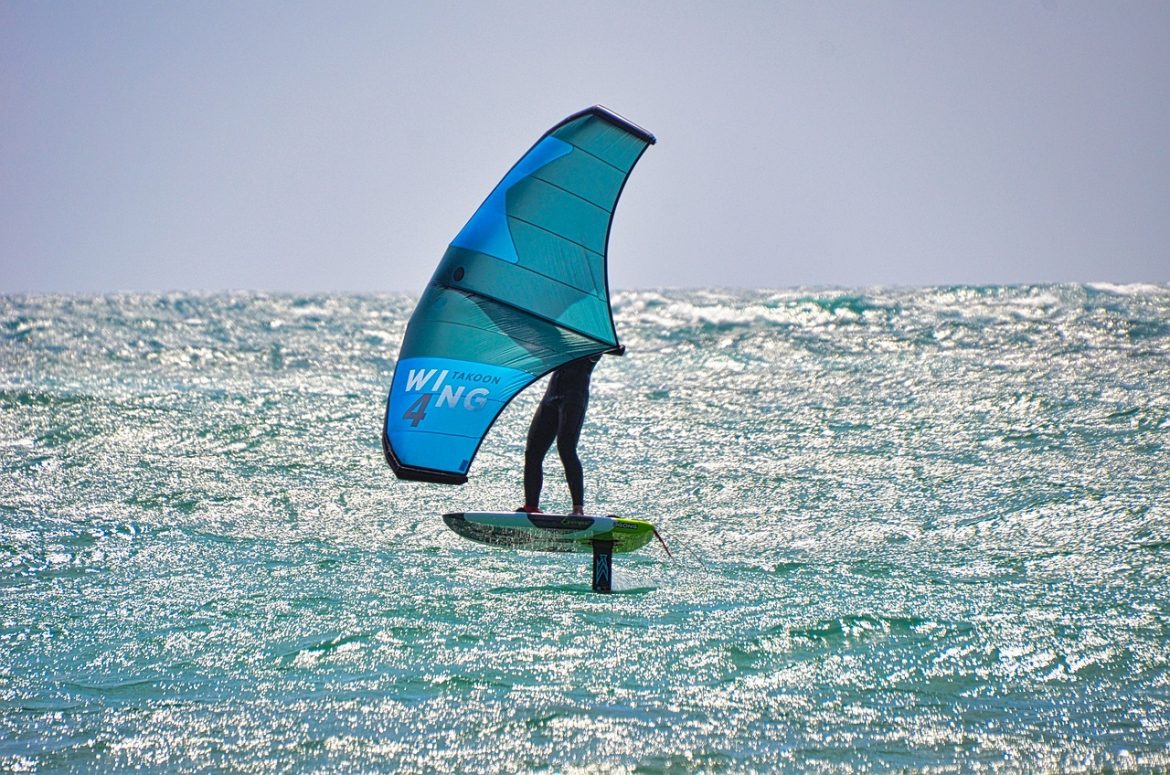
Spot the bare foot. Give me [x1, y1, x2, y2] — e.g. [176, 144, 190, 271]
[571, 505, 585, 516]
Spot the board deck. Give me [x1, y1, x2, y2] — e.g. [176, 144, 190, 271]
[442, 511, 657, 554]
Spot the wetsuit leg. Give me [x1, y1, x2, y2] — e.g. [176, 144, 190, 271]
[524, 402, 558, 508]
[555, 400, 588, 507]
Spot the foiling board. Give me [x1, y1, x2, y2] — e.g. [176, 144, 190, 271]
[442, 512, 656, 554]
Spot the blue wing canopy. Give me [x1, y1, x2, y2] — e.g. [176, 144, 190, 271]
[382, 106, 656, 483]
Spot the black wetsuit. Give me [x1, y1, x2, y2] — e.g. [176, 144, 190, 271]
[523, 355, 599, 510]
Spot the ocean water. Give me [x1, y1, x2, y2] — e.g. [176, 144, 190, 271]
[2, 285, 1169, 773]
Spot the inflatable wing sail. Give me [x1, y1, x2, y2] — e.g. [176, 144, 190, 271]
[383, 106, 656, 484]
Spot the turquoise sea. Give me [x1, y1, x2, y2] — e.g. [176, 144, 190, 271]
[2, 285, 1169, 773]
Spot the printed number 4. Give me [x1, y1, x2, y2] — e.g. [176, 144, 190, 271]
[403, 393, 432, 427]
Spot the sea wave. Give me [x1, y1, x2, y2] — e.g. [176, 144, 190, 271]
[2, 285, 1169, 772]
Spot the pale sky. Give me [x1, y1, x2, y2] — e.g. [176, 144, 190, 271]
[3, 1, 1168, 293]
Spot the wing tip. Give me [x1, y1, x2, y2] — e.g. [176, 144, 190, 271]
[382, 430, 469, 485]
[557, 105, 657, 146]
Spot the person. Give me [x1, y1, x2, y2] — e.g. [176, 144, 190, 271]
[516, 353, 602, 516]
